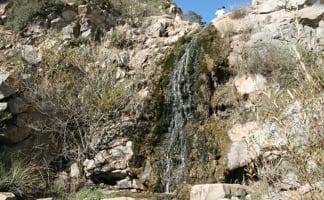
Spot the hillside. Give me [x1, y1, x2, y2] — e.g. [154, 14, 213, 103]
[0, 0, 323, 200]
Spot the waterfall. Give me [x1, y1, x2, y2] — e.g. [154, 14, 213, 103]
[162, 40, 200, 193]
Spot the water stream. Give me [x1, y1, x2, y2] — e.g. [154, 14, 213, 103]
[162, 40, 200, 193]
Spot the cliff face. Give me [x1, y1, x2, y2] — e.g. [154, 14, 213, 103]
[0, 0, 323, 199]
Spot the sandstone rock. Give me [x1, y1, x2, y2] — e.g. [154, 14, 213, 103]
[191, 184, 226, 200]
[70, 162, 80, 178]
[287, 0, 308, 8]
[0, 72, 10, 85]
[62, 22, 80, 40]
[227, 141, 249, 170]
[234, 74, 267, 95]
[83, 140, 133, 179]
[0, 2, 9, 15]
[8, 97, 27, 114]
[116, 177, 133, 189]
[132, 179, 145, 190]
[256, 0, 284, 14]
[50, 17, 65, 29]
[223, 184, 247, 197]
[0, 102, 7, 112]
[297, 5, 324, 27]
[280, 172, 299, 190]
[228, 122, 258, 142]
[21, 45, 42, 65]
[0, 192, 16, 200]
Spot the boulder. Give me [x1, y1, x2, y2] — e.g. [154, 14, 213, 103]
[0, 72, 10, 85]
[70, 162, 80, 178]
[286, 0, 307, 8]
[0, 102, 7, 112]
[0, 193, 16, 200]
[83, 140, 133, 179]
[50, 17, 65, 29]
[116, 177, 133, 189]
[21, 45, 42, 65]
[227, 122, 258, 142]
[62, 22, 80, 40]
[8, 97, 27, 114]
[227, 141, 249, 170]
[297, 5, 324, 28]
[0, 1, 9, 15]
[191, 184, 226, 200]
[256, 0, 284, 14]
[234, 74, 267, 95]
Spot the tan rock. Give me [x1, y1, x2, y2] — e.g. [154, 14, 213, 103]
[70, 162, 80, 178]
[0, 192, 16, 200]
[191, 184, 226, 200]
[234, 74, 267, 95]
[228, 122, 259, 142]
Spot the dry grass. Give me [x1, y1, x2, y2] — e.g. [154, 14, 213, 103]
[229, 6, 249, 20]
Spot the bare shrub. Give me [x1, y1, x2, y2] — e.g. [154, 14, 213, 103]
[230, 6, 249, 20]
[18, 44, 130, 162]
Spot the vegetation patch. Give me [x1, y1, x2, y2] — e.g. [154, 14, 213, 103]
[6, 0, 64, 31]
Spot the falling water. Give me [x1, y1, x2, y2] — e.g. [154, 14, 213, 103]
[162, 40, 200, 193]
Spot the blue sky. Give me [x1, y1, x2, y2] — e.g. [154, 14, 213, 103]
[175, 0, 251, 22]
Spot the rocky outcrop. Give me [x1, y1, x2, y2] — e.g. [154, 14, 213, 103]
[212, 0, 323, 199]
[0, 0, 322, 199]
